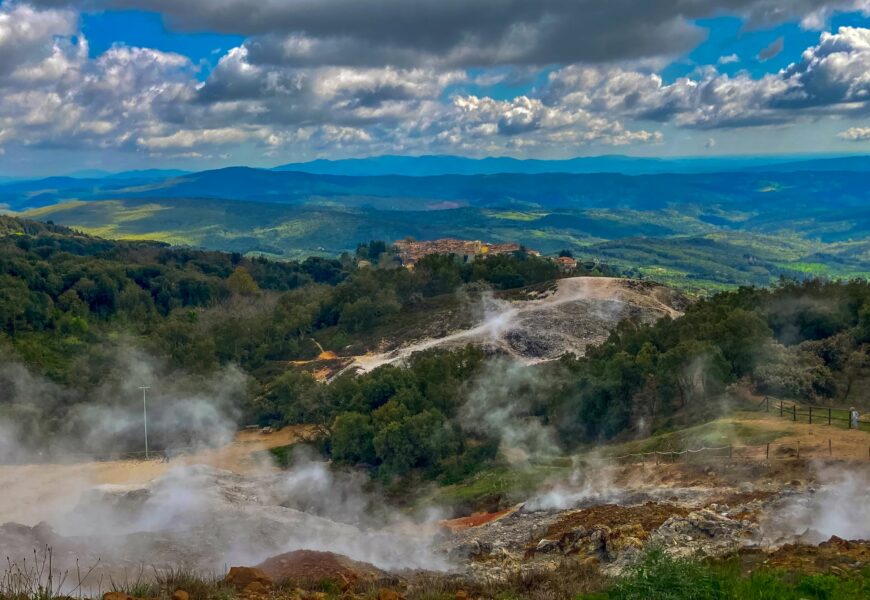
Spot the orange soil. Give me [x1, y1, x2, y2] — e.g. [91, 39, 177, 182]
[440, 505, 521, 532]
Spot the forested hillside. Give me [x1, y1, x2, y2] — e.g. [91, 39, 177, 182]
[3, 216, 870, 490]
[0, 217, 576, 380]
[260, 278, 870, 487]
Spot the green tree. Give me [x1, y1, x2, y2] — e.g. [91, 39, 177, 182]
[331, 412, 376, 464]
[227, 266, 260, 296]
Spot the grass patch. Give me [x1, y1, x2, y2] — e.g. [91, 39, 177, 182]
[485, 210, 550, 222]
[426, 463, 569, 510]
[263, 443, 301, 468]
[599, 417, 790, 457]
[599, 548, 870, 600]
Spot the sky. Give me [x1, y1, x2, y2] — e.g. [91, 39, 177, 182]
[1, 1, 870, 175]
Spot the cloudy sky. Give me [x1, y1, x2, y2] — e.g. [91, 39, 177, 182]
[1, 0, 870, 174]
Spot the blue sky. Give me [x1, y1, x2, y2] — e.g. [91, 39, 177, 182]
[81, 10, 244, 79]
[1, 1, 870, 175]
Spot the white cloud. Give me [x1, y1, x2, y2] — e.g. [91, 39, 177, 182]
[2, 3, 870, 161]
[0, 4, 79, 76]
[718, 54, 740, 64]
[544, 26, 870, 129]
[838, 126, 870, 140]
[137, 127, 262, 150]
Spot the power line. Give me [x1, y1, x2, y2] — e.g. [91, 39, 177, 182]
[138, 386, 151, 459]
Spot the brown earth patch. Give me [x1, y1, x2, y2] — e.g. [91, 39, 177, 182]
[543, 502, 690, 540]
[256, 550, 386, 586]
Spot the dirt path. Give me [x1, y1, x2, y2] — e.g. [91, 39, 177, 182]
[0, 426, 311, 526]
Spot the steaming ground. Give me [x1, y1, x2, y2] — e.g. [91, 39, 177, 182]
[0, 436, 448, 589]
[2, 412, 870, 590]
[349, 277, 685, 373]
[0, 428, 309, 526]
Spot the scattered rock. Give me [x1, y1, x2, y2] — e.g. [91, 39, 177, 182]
[651, 508, 759, 559]
[820, 535, 852, 550]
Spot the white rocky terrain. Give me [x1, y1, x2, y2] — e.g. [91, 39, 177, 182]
[349, 277, 687, 373]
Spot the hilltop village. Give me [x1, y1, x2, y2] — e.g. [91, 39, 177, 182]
[390, 237, 577, 271]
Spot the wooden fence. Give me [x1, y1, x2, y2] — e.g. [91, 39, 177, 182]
[762, 396, 870, 431]
[581, 437, 870, 466]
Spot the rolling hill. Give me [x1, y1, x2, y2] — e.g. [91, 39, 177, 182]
[4, 164, 870, 291]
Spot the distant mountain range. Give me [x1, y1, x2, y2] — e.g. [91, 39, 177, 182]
[4, 166, 870, 215]
[273, 153, 870, 176]
[4, 153, 869, 183]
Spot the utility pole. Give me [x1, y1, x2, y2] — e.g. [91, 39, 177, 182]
[139, 386, 151, 459]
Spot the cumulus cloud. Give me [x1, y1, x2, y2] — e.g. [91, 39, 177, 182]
[544, 26, 870, 129]
[0, 3, 79, 76]
[718, 53, 741, 64]
[3, 2, 870, 160]
[839, 126, 870, 140]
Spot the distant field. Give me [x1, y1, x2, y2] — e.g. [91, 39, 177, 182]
[12, 167, 870, 292]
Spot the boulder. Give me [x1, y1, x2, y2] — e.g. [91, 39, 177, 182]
[225, 566, 273, 591]
[534, 537, 561, 554]
[377, 589, 401, 600]
[242, 581, 269, 597]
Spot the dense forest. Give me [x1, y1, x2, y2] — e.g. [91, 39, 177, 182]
[0, 216, 589, 457]
[255, 278, 870, 485]
[0, 217, 581, 380]
[2, 216, 870, 487]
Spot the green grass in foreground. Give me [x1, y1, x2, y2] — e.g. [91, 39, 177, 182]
[582, 548, 870, 600]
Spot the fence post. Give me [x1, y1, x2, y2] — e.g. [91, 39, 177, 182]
[809, 406, 813, 425]
[828, 408, 832, 426]
[797, 441, 800, 459]
[793, 405, 797, 421]
[766, 397, 769, 412]
[780, 400, 783, 416]
[829, 439, 832, 456]
[766, 443, 770, 460]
